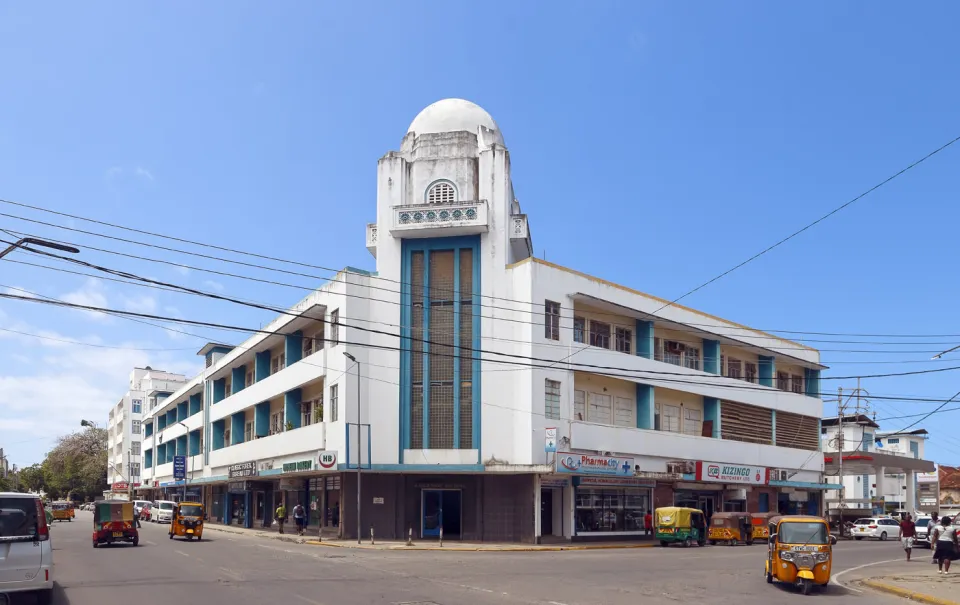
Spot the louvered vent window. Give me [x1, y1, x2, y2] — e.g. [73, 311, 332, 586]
[427, 182, 456, 204]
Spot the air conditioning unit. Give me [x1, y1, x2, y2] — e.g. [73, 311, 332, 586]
[772, 469, 789, 481]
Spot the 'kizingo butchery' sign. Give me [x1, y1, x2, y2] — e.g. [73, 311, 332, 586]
[695, 461, 769, 485]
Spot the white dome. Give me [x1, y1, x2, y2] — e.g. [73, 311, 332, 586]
[407, 98, 503, 145]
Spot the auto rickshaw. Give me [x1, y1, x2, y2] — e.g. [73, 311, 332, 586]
[764, 515, 837, 595]
[168, 501, 205, 541]
[92, 500, 139, 547]
[655, 506, 707, 547]
[750, 511, 778, 541]
[51, 500, 74, 522]
[708, 511, 753, 545]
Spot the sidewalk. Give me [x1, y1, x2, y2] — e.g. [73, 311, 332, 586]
[859, 568, 960, 605]
[202, 522, 659, 551]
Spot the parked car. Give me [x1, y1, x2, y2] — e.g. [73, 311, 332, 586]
[914, 516, 934, 548]
[152, 500, 177, 523]
[852, 517, 900, 540]
[0, 491, 54, 604]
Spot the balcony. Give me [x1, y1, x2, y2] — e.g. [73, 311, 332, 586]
[208, 422, 327, 472]
[390, 200, 488, 238]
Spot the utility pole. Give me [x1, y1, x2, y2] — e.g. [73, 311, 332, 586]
[837, 387, 844, 518]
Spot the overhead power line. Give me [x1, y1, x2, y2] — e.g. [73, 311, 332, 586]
[5, 197, 960, 340]
[650, 133, 960, 314]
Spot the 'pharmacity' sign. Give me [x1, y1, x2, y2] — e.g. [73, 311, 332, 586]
[695, 461, 769, 485]
[555, 452, 634, 476]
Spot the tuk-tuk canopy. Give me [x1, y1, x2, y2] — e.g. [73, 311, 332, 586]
[94, 500, 134, 525]
[52, 501, 72, 510]
[710, 511, 751, 526]
[655, 507, 702, 528]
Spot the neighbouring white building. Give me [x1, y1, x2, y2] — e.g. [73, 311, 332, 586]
[105, 367, 187, 498]
[821, 415, 935, 519]
[135, 98, 836, 542]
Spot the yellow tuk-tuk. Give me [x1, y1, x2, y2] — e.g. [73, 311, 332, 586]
[168, 501, 205, 541]
[655, 507, 707, 547]
[750, 511, 778, 541]
[52, 500, 74, 522]
[765, 515, 837, 595]
[708, 511, 753, 545]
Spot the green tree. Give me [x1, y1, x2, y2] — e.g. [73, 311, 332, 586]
[40, 427, 108, 501]
[18, 463, 45, 493]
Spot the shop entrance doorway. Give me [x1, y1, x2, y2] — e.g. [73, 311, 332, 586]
[697, 495, 718, 522]
[421, 489, 462, 539]
[540, 489, 553, 536]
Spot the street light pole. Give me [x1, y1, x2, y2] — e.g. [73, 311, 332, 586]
[343, 352, 361, 544]
[1, 237, 80, 260]
[176, 421, 190, 502]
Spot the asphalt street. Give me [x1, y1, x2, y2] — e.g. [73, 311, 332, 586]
[8, 511, 915, 605]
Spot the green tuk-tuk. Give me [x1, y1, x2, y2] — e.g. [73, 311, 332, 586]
[655, 506, 707, 547]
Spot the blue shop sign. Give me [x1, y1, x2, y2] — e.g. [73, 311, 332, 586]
[555, 452, 634, 476]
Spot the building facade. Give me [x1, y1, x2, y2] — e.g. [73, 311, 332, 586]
[135, 99, 833, 542]
[105, 367, 187, 498]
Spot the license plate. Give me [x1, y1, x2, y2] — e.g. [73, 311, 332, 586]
[113, 532, 123, 537]
[186, 529, 193, 534]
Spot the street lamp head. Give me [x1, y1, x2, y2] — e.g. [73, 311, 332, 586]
[80, 419, 95, 428]
[343, 352, 357, 363]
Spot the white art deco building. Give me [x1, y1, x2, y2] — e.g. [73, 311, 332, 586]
[136, 99, 831, 542]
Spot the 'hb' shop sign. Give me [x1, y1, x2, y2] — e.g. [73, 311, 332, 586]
[695, 461, 770, 485]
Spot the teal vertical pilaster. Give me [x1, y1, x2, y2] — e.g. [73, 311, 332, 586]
[771, 410, 777, 445]
[636, 320, 654, 359]
[231, 412, 245, 445]
[255, 351, 271, 382]
[704, 340, 721, 374]
[177, 401, 188, 422]
[188, 430, 201, 456]
[167, 409, 176, 426]
[156, 443, 166, 464]
[636, 383, 654, 429]
[759, 356, 776, 387]
[232, 365, 246, 395]
[189, 393, 202, 416]
[213, 378, 226, 403]
[144, 449, 152, 469]
[255, 402, 270, 437]
[177, 434, 187, 457]
[285, 331, 303, 366]
[804, 368, 820, 399]
[285, 389, 302, 430]
[704, 397, 721, 438]
[212, 419, 225, 450]
[452, 249, 461, 449]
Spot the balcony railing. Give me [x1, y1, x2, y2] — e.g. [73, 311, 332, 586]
[391, 200, 488, 236]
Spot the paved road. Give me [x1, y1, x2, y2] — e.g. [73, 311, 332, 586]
[9, 511, 914, 605]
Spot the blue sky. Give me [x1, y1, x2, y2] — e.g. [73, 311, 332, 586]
[2, 1, 960, 467]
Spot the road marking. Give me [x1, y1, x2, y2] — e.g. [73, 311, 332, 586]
[175, 550, 190, 557]
[294, 595, 325, 605]
[831, 558, 903, 593]
[219, 567, 244, 581]
[143, 541, 157, 546]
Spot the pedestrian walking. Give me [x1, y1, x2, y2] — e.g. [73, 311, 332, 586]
[898, 513, 915, 561]
[133, 506, 142, 529]
[293, 502, 306, 536]
[930, 512, 940, 564]
[644, 510, 653, 537]
[932, 516, 959, 575]
[275, 502, 287, 534]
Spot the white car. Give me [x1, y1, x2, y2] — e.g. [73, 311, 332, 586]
[152, 500, 177, 523]
[852, 517, 900, 541]
[914, 516, 933, 548]
[0, 491, 54, 604]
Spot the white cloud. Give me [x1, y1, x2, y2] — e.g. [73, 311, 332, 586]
[202, 280, 225, 293]
[173, 265, 191, 276]
[61, 278, 110, 321]
[121, 294, 159, 314]
[135, 166, 155, 182]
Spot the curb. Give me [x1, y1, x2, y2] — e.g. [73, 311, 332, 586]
[860, 579, 960, 605]
[303, 541, 659, 552]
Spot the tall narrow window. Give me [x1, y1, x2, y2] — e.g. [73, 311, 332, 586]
[426, 181, 456, 204]
[330, 309, 340, 345]
[683, 408, 703, 437]
[588, 393, 612, 425]
[573, 317, 585, 343]
[614, 397, 635, 427]
[660, 404, 681, 433]
[615, 327, 632, 353]
[574, 390, 586, 421]
[589, 321, 611, 349]
[131, 420, 141, 435]
[545, 301, 560, 340]
[330, 384, 339, 422]
[727, 358, 742, 380]
[130, 442, 141, 455]
[545, 379, 561, 420]
[744, 363, 757, 383]
[791, 375, 804, 394]
[777, 371, 789, 391]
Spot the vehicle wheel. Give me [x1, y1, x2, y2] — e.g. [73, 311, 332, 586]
[133, 537, 139, 546]
[660, 540, 668, 547]
[196, 536, 202, 542]
[880, 532, 888, 541]
[683, 537, 693, 548]
[855, 537, 863, 541]
[731, 539, 738, 546]
[709, 540, 716, 546]
[36, 588, 54, 605]
[68, 518, 71, 522]
[765, 562, 773, 584]
[93, 541, 98, 548]
[801, 578, 812, 595]
[169, 533, 174, 540]
[187, 534, 193, 541]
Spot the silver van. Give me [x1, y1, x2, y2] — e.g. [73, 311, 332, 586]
[0, 491, 54, 604]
